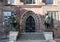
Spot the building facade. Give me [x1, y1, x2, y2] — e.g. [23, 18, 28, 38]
[0, 0, 60, 38]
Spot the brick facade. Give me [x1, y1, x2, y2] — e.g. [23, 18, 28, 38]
[0, 0, 60, 38]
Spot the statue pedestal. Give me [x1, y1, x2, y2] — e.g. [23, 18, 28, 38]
[9, 31, 18, 41]
[43, 32, 53, 40]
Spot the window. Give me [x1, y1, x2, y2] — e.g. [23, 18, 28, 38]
[47, 11, 58, 28]
[25, 0, 36, 4]
[3, 12, 11, 27]
[8, 0, 15, 4]
[46, 0, 53, 4]
[3, 11, 17, 31]
[3, 12, 11, 16]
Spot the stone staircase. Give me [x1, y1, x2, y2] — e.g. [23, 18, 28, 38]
[17, 40, 47, 42]
[0, 32, 56, 42]
[17, 32, 56, 42]
[18, 32, 45, 40]
[16, 32, 56, 42]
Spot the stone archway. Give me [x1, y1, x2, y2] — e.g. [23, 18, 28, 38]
[20, 11, 41, 32]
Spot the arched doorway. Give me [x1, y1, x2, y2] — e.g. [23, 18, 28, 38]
[20, 11, 41, 32]
[25, 16, 35, 32]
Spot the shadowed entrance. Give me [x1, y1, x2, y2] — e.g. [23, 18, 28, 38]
[25, 16, 35, 32]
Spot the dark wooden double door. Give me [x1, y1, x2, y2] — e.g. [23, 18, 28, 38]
[25, 16, 35, 32]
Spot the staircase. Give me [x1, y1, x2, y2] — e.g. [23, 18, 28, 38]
[0, 32, 56, 42]
[18, 32, 45, 40]
[17, 40, 47, 42]
[16, 32, 56, 42]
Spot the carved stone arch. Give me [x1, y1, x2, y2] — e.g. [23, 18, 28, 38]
[20, 11, 41, 32]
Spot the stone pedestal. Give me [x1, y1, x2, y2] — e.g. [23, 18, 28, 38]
[43, 32, 53, 40]
[9, 31, 18, 41]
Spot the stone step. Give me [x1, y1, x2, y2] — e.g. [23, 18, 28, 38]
[17, 40, 56, 42]
[0, 40, 56, 42]
[18, 32, 45, 40]
[17, 40, 47, 42]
